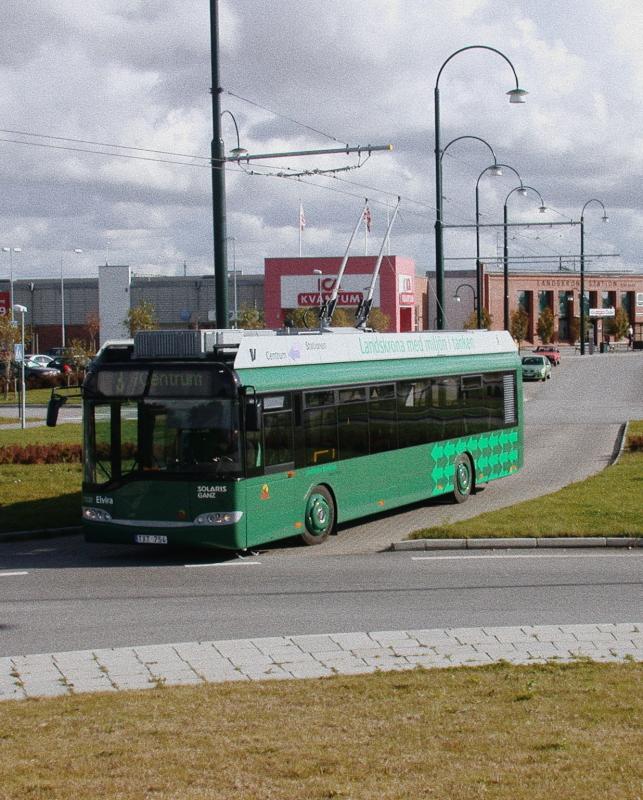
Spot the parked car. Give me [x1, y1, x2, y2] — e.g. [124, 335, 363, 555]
[11, 361, 59, 381]
[24, 354, 54, 368]
[522, 355, 552, 382]
[533, 345, 560, 366]
[48, 356, 75, 374]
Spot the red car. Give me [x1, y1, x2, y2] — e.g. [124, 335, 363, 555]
[533, 345, 560, 366]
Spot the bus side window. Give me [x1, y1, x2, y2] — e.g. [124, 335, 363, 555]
[245, 399, 263, 475]
[264, 410, 294, 471]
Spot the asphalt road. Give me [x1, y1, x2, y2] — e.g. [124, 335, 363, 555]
[1, 546, 641, 656]
[0, 351, 641, 657]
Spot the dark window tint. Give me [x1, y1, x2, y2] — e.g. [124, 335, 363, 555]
[264, 410, 294, 468]
[338, 387, 367, 404]
[461, 374, 487, 434]
[305, 390, 335, 408]
[304, 407, 338, 465]
[338, 401, 369, 459]
[485, 375, 506, 428]
[369, 398, 397, 453]
[397, 380, 434, 447]
[369, 384, 395, 400]
[432, 377, 464, 440]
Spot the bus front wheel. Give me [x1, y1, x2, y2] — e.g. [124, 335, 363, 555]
[302, 486, 335, 545]
[453, 454, 473, 504]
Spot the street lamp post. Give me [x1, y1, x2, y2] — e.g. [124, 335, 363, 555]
[475, 164, 523, 328]
[60, 249, 83, 348]
[225, 235, 239, 325]
[13, 304, 27, 429]
[439, 136, 502, 329]
[2, 247, 22, 314]
[503, 186, 547, 330]
[434, 45, 527, 330]
[579, 199, 609, 355]
[453, 283, 477, 326]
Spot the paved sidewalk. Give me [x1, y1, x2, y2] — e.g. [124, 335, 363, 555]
[1, 622, 640, 701]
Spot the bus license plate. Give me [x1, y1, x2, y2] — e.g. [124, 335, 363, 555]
[135, 534, 168, 545]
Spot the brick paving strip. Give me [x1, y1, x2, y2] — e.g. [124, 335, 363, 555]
[1, 622, 640, 701]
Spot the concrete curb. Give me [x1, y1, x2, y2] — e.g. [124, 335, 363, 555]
[0, 526, 82, 543]
[391, 536, 642, 551]
[611, 421, 629, 466]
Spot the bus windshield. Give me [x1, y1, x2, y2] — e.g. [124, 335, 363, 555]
[85, 397, 242, 485]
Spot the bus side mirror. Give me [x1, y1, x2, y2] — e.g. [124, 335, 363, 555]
[46, 394, 67, 427]
[245, 402, 260, 432]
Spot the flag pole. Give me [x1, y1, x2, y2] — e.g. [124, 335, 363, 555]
[299, 200, 303, 257]
[364, 213, 368, 256]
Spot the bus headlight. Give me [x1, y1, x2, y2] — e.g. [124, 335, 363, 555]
[82, 507, 112, 522]
[194, 511, 243, 526]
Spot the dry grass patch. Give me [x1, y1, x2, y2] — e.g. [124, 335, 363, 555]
[0, 661, 641, 800]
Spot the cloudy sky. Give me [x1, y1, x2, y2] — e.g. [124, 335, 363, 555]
[1, 0, 641, 283]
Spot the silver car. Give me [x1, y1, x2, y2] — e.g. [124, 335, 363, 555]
[521, 355, 552, 382]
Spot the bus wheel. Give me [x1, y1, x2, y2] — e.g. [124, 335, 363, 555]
[302, 486, 335, 545]
[453, 454, 473, 504]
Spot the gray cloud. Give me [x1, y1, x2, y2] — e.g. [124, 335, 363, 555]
[0, 0, 639, 282]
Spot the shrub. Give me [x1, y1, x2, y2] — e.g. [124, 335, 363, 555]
[0, 443, 83, 465]
[627, 433, 643, 451]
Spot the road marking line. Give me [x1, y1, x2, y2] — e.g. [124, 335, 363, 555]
[184, 561, 262, 568]
[0, 571, 29, 577]
[411, 553, 641, 562]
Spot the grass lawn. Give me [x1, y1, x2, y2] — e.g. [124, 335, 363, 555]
[0, 424, 83, 532]
[0, 661, 640, 800]
[0, 387, 82, 406]
[0, 422, 81, 447]
[410, 426, 643, 540]
[0, 463, 81, 532]
[0, 416, 41, 425]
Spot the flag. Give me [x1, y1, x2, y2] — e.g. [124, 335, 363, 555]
[299, 203, 306, 231]
[363, 205, 372, 232]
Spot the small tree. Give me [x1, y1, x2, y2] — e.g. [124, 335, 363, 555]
[463, 308, 492, 330]
[67, 338, 93, 379]
[331, 307, 353, 327]
[0, 313, 21, 398]
[367, 307, 390, 332]
[85, 310, 100, 352]
[605, 307, 630, 340]
[235, 305, 265, 330]
[536, 307, 555, 344]
[569, 315, 591, 344]
[509, 307, 529, 350]
[125, 301, 158, 336]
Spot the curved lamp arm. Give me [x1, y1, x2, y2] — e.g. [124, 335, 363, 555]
[454, 283, 476, 301]
[435, 45, 527, 101]
[505, 184, 547, 212]
[476, 163, 522, 191]
[220, 110, 247, 158]
[580, 198, 609, 223]
[441, 135, 497, 165]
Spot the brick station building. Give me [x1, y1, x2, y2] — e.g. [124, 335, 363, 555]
[484, 269, 643, 344]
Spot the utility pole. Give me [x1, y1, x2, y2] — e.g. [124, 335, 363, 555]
[208, 0, 392, 328]
[210, 0, 227, 329]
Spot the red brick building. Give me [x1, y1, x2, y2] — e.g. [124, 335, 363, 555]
[264, 256, 425, 331]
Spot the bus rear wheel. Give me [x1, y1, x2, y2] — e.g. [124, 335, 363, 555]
[453, 454, 473, 504]
[302, 485, 335, 545]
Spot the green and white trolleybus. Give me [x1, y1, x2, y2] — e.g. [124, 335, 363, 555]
[58, 327, 523, 549]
